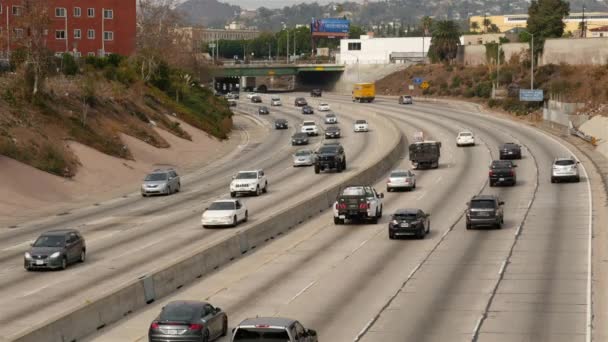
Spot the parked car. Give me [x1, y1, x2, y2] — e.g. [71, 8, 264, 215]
[318, 103, 331, 111]
[232, 317, 317, 342]
[456, 131, 475, 147]
[302, 105, 314, 115]
[202, 200, 248, 228]
[398, 95, 413, 104]
[386, 169, 416, 192]
[148, 301, 228, 342]
[24, 229, 86, 271]
[230, 170, 268, 197]
[388, 209, 430, 239]
[294, 97, 308, 107]
[291, 132, 310, 146]
[551, 157, 581, 183]
[258, 106, 269, 115]
[354, 119, 369, 132]
[141, 169, 181, 197]
[489, 160, 517, 187]
[274, 118, 288, 130]
[466, 195, 504, 230]
[293, 149, 316, 167]
[499, 142, 522, 159]
[324, 113, 338, 124]
[310, 88, 322, 97]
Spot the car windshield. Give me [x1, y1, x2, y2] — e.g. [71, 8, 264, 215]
[555, 159, 575, 166]
[327, 127, 339, 131]
[326, 114, 335, 117]
[394, 213, 417, 220]
[303, 122, 315, 126]
[391, 172, 409, 177]
[355, 120, 367, 124]
[145, 173, 167, 181]
[459, 133, 472, 137]
[33, 235, 66, 247]
[159, 305, 196, 322]
[236, 172, 257, 179]
[293, 134, 307, 138]
[208, 202, 235, 210]
[404, 96, 412, 99]
[471, 200, 496, 209]
[233, 328, 290, 341]
[295, 150, 311, 156]
[321, 103, 328, 106]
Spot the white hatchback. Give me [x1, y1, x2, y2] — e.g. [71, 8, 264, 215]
[456, 131, 475, 147]
[202, 200, 248, 227]
[354, 119, 369, 132]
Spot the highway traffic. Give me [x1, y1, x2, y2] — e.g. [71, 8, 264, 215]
[1, 92, 593, 342]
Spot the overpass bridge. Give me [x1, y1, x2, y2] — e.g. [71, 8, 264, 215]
[212, 63, 345, 92]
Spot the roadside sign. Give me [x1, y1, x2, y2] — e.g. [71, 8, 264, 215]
[413, 77, 423, 85]
[420, 81, 430, 90]
[209, 43, 216, 48]
[519, 89, 544, 102]
[408, 85, 415, 90]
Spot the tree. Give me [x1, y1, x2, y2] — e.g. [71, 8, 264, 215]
[488, 24, 501, 33]
[527, 0, 570, 56]
[483, 18, 492, 32]
[349, 25, 366, 39]
[428, 20, 461, 63]
[470, 21, 480, 32]
[421, 16, 433, 36]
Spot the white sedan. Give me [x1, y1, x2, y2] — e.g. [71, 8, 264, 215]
[354, 119, 369, 132]
[387, 169, 416, 192]
[318, 103, 331, 111]
[456, 131, 475, 147]
[202, 199, 248, 228]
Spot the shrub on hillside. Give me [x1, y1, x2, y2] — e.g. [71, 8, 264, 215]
[475, 81, 493, 98]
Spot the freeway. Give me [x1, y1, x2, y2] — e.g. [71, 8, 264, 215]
[0, 94, 400, 339]
[85, 94, 593, 342]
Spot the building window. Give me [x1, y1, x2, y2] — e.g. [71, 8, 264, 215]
[103, 31, 114, 41]
[55, 30, 66, 40]
[74, 29, 82, 39]
[88, 52, 95, 57]
[12, 6, 23, 16]
[13, 28, 24, 38]
[103, 9, 113, 19]
[74, 7, 81, 17]
[87, 29, 95, 39]
[87, 8, 95, 17]
[55, 7, 66, 18]
[348, 42, 361, 51]
[43, 29, 48, 36]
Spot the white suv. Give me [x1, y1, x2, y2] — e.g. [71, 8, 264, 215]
[301, 120, 319, 136]
[551, 157, 580, 183]
[456, 131, 475, 147]
[354, 119, 369, 132]
[230, 170, 268, 197]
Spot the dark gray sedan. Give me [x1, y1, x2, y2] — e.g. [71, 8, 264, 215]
[149, 301, 228, 342]
[24, 229, 86, 270]
[291, 132, 309, 146]
[325, 126, 341, 139]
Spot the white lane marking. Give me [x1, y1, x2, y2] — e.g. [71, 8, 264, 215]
[354, 317, 376, 342]
[434, 176, 443, 184]
[472, 316, 484, 340]
[416, 193, 426, 201]
[498, 260, 507, 276]
[86, 216, 115, 226]
[288, 281, 316, 304]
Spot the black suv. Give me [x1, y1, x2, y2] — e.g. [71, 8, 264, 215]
[310, 88, 322, 97]
[499, 142, 522, 160]
[466, 195, 504, 229]
[314, 143, 346, 173]
[388, 208, 430, 239]
[489, 160, 517, 186]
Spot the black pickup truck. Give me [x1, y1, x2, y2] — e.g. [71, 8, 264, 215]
[314, 143, 346, 174]
[333, 186, 383, 224]
[489, 160, 517, 186]
[409, 141, 441, 169]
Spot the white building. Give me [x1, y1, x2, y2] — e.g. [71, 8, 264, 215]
[338, 35, 430, 64]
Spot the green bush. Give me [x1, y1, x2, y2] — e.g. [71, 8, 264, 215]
[464, 89, 475, 98]
[474, 81, 493, 98]
[488, 98, 499, 108]
[450, 75, 462, 88]
[61, 54, 79, 76]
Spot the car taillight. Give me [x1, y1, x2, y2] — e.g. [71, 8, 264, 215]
[338, 203, 347, 209]
[359, 202, 368, 209]
[489, 170, 494, 176]
[510, 170, 515, 176]
[189, 324, 203, 330]
[150, 322, 159, 329]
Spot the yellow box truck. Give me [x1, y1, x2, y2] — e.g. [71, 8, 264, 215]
[352, 83, 376, 103]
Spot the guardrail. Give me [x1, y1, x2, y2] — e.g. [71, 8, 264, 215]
[12, 116, 405, 342]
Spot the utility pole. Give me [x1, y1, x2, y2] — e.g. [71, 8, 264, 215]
[581, 5, 586, 38]
[286, 29, 290, 63]
[293, 31, 297, 62]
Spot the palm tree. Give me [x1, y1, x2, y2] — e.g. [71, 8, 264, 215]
[470, 21, 480, 32]
[421, 16, 433, 35]
[482, 18, 492, 33]
[428, 20, 461, 63]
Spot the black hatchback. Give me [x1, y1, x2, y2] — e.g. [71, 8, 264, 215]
[388, 209, 430, 239]
[274, 119, 288, 129]
[149, 301, 228, 342]
[302, 105, 314, 114]
[258, 106, 270, 115]
[499, 143, 522, 160]
[24, 229, 86, 271]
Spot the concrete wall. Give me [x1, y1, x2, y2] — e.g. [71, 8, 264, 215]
[541, 37, 608, 65]
[458, 44, 486, 65]
[462, 33, 505, 45]
[333, 63, 409, 94]
[579, 116, 608, 159]
[502, 42, 528, 63]
[543, 99, 587, 127]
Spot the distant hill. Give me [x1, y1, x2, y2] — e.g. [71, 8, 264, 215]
[177, 0, 241, 27]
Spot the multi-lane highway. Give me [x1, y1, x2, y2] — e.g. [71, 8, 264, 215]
[0, 92, 597, 342]
[75, 93, 594, 342]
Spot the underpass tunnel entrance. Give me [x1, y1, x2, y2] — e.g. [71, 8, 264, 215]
[214, 76, 241, 94]
[296, 71, 343, 92]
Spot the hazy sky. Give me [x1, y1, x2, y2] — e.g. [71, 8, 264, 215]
[221, 0, 364, 10]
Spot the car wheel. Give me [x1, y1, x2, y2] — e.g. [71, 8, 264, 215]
[60, 257, 67, 270]
[389, 231, 395, 240]
[263, 182, 268, 193]
[176, 183, 181, 192]
[314, 165, 320, 174]
[489, 181, 494, 187]
[334, 217, 341, 225]
[202, 329, 210, 342]
[165, 187, 171, 196]
[221, 317, 228, 337]
[496, 220, 502, 229]
[575, 176, 581, 183]
[551, 177, 556, 183]
[244, 211, 248, 222]
[337, 162, 343, 173]
[387, 187, 391, 192]
[418, 230, 425, 239]
[230, 192, 236, 198]
[466, 222, 472, 230]
[79, 250, 86, 263]
[378, 206, 383, 218]
[25, 266, 32, 272]
[232, 216, 237, 227]
[413, 182, 416, 189]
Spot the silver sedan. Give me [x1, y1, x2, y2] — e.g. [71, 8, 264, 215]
[293, 149, 316, 167]
[387, 169, 416, 191]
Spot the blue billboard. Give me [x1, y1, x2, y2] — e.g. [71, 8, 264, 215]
[311, 18, 350, 37]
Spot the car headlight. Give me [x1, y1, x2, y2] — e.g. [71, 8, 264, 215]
[50, 252, 61, 258]
[391, 220, 398, 225]
[25, 252, 32, 259]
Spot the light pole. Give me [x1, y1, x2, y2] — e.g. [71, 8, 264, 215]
[281, 22, 289, 64]
[520, 29, 535, 90]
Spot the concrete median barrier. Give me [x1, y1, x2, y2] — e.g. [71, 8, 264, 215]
[13, 117, 405, 342]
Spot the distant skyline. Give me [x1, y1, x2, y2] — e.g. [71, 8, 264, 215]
[219, 0, 365, 10]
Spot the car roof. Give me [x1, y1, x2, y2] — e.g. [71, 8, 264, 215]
[41, 229, 79, 236]
[394, 208, 421, 215]
[275, 118, 287, 122]
[471, 195, 497, 200]
[238, 317, 296, 328]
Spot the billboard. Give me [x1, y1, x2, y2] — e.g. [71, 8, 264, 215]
[311, 18, 350, 38]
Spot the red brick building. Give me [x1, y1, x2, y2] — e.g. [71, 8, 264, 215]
[0, 0, 136, 57]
